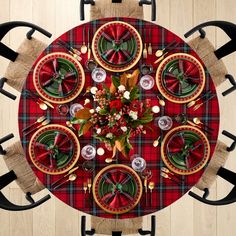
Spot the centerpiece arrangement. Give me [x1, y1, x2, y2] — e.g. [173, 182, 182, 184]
[72, 69, 154, 157]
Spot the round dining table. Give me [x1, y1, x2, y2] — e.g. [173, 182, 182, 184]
[18, 17, 220, 219]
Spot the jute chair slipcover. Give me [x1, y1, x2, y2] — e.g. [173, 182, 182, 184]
[0, 21, 51, 99]
[4, 37, 46, 92]
[3, 141, 44, 195]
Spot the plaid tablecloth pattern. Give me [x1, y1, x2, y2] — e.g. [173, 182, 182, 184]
[18, 17, 220, 219]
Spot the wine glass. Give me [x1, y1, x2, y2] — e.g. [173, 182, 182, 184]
[131, 156, 146, 172]
[91, 68, 106, 83]
[139, 75, 155, 90]
[158, 116, 173, 130]
[81, 145, 96, 160]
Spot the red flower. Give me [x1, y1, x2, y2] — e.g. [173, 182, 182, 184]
[130, 100, 143, 112]
[110, 99, 122, 111]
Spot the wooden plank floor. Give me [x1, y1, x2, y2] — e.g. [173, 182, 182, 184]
[0, 0, 236, 235]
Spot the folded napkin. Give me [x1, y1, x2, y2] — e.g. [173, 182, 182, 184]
[164, 59, 200, 94]
[102, 170, 134, 208]
[35, 132, 72, 164]
[40, 58, 77, 96]
[101, 24, 133, 65]
[168, 133, 204, 169]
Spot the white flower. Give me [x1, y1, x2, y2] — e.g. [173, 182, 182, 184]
[89, 109, 95, 114]
[118, 85, 126, 92]
[123, 91, 130, 100]
[142, 130, 147, 134]
[90, 87, 98, 95]
[84, 99, 90, 105]
[139, 125, 143, 129]
[96, 106, 101, 112]
[106, 133, 113, 139]
[96, 128, 101, 134]
[121, 126, 127, 132]
[129, 110, 138, 120]
[115, 114, 121, 120]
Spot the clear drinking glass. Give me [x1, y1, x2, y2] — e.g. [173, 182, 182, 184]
[158, 116, 173, 130]
[140, 168, 153, 180]
[81, 145, 96, 160]
[91, 68, 106, 83]
[131, 156, 146, 172]
[139, 75, 155, 90]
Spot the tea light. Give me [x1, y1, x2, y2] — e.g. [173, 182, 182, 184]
[97, 147, 105, 156]
[152, 105, 160, 113]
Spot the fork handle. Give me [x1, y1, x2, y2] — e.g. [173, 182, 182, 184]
[24, 124, 41, 136]
[22, 121, 37, 132]
[54, 179, 69, 190]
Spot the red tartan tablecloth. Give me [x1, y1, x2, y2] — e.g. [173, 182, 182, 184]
[18, 18, 220, 219]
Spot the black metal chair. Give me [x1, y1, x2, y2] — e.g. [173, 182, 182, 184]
[81, 215, 156, 236]
[189, 130, 236, 205]
[0, 134, 50, 211]
[184, 21, 236, 96]
[0, 21, 52, 100]
[80, 0, 156, 21]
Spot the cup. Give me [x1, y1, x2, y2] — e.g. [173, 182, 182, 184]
[158, 116, 173, 130]
[131, 156, 146, 172]
[81, 144, 96, 160]
[91, 68, 106, 83]
[140, 75, 155, 90]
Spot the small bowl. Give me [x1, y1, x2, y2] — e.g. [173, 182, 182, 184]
[86, 59, 97, 71]
[140, 64, 153, 75]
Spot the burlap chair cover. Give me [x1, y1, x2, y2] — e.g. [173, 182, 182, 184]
[4, 37, 46, 92]
[188, 36, 228, 87]
[3, 141, 44, 194]
[90, 0, 144, 20]
[196, 141, 229, 191]
[91, 216, 143, 235]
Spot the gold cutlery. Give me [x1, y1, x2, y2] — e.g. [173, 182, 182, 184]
[161, 167, 183, 181]
[66, 121, 76, 131]
[148, 181, 155, 206]
[22, 116, 46, 132]
[161, 172, 181, 185]
[83, 182, 88, 194]
[153, 136, 161, 147]
[51, 166, 79, 187]
[154, 52, 168, 64]
[143, 29, 147, 59]
[144, 177, 148, 206]
[87, 28, 91, 60]
[53, 174, 77, 190]
[156, 95, 165, 106]
[41, 99, 54, 109]
[81, 27, 88, 54]
[87, 178, 92, 193]
[155, 40, 177, 57]
[187, 91, 211, 108]
[105, 158, 118, 163]
[193, 117, 214, 131]
[193, 94, 216, 111]
[148, 29, 152, 55]
[24, 119, 50, 136]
